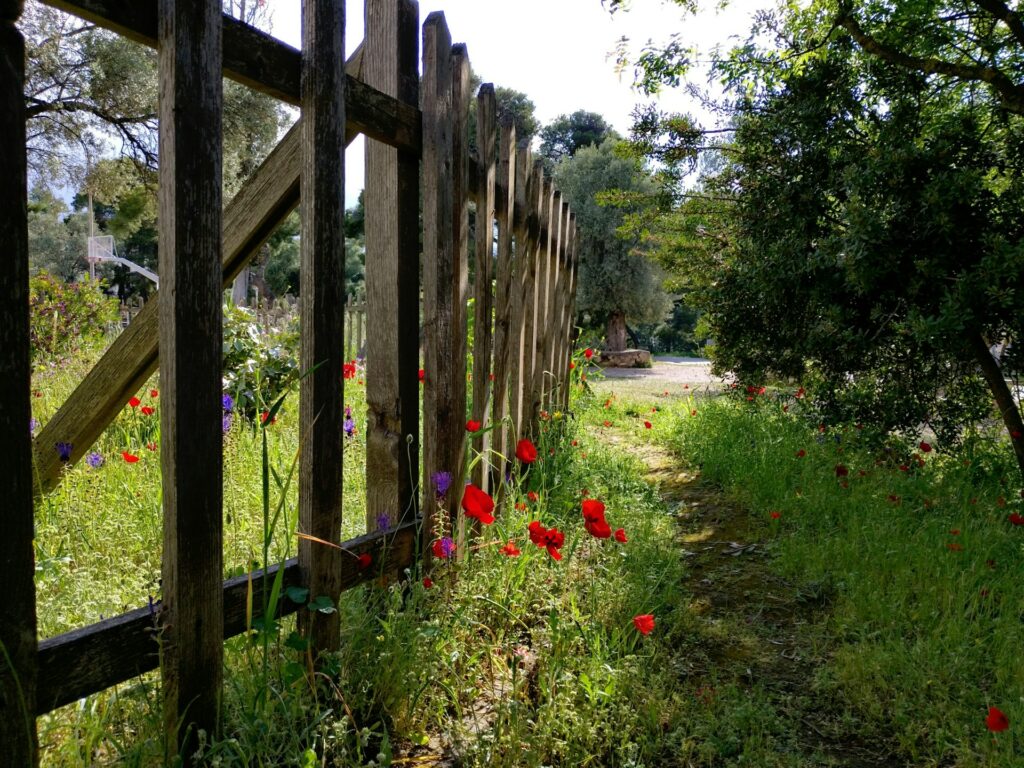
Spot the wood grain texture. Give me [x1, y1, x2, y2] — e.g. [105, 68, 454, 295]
[0, 8, 38, 764]
[490, 115, 516, 475]
[364, 0, 419, 531]
[528, 173, 552, 434]
[421, 12, 454, 566]
[553, 214, 573, 406]
[157, 0, 224, 755]
[33, 522, 417, 715]
[543, 198, 566, 408]
[450, 43, 471, 553]
[40, 0, 423, 155]
[470, 84, 497, 495]
[33, 39, 365, 498]
[298, 0, 346, 658]
[534, 183, 558, 418]
[509, 141, 534, 441]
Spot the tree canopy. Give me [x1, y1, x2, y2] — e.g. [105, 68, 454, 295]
[538, 110, 617, 170]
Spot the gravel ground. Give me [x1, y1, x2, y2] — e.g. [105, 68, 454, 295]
[588, 357, 728, 399]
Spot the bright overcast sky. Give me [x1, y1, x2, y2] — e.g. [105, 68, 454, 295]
[264, 0, 771, 205]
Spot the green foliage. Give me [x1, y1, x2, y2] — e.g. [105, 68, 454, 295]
[553, 139, 672, 339]
[222, 303, 300, 419]
[494, 85, 539, 140]
[658, 394, 1024, 765]
[29, 271, 119, 362]
[27, 186, 89, 281]
[538, 110, 617, 170]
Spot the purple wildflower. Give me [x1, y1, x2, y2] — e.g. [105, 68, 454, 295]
[345, 405, 352, 418]
[432, 470, 453, 498]
[343, 416, 356, 438]
[86, 452, 104, 468]
[29, 417, 39, 435]
[222, 393, 234, 412]
[222, 413, 233, 434]
[55, 441, 73, 462]
[376, 512, 392, 530]
[440, 536, 456, 558]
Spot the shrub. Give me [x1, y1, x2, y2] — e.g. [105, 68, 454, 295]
[222, 302, 300, 420]
[29, 272, 119, 362]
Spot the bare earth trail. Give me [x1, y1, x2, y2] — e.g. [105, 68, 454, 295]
[595, 364, 896, 766]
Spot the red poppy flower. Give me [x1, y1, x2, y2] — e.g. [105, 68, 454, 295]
[466, 419, 482, 432]
[614, 528, 627, 543]
[422, 577, 433, 589]
[899, 464, 909, 472]
[141, 406, 155, 416]
[569, 362, 575, 369]
[834, 464, 849, 478]
[261, 410, 276, 425]
[515, 502, 527, 511]
[122, 451, 139, 463]
[584, 348, 594, 359]
[146, 441, 157, 451]
[690, 409, 697, 417]
[572, 440, 578, 447]
[128, 396, 141, 408]
[633, 614, 655, 635]
[770, 511, 781, 520]
[528, 520, 546, 547]
[643, 421, 652, 429]
[919, 441, 932, 453]
[516, 438, 537, 464]
[582, 499, 612, 539]
[986, 706, 1010, 733]
[418, 368, 425, 382]
[796, 449, 806, 458]
[795, 387, 805, 398]
[782, 405, 789, 413]
[150, 389, 159, 398]
[946, 542, 963, 552]
[949, 529, 960, 536]
[343, 362, 356, 379]
[603, 420, 612, 427]
[356, 552, 372, 571]
[462, 483, 495, 525]
[1008, 513, 1024, 526]
[527, 491, 538, 503]
[528, 521, 564, 560]
[499, 540, 521, 557]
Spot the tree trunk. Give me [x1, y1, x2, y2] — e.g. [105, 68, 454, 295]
[968, 332, 1024, 480]
[606, 310, 627, 352]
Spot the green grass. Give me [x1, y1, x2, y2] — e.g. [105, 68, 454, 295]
[623, 391, 1024, 767]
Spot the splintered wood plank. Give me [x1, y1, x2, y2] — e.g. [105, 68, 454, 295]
[0, 4, 38, 763]
[157, 0, 224, 756]
[364, 0, 420, 531]
[298, 0, 346, 658]
[470, 84, 497, 496]
[421, 12, 455, 564]
[490, 115, 516, 477]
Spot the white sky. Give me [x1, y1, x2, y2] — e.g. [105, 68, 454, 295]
[264, 0, 771, 206]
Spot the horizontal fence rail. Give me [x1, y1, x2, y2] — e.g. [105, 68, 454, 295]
[3, 0, 581, 763]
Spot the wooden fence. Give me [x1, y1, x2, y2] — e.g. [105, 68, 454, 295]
[0, 0, 579, 763]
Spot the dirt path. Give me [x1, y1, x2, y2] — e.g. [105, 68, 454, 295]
[611, 432, 895, 767]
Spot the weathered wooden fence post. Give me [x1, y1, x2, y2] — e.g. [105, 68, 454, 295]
[0, 2, 38, 763]
[471, 85, 497, 496]
[365, 0, 420, 532]
[491, 115, 516, 481]
[422, 11, 456, 561]
[510, 141, 534, 441]
[157, 0, 224, 756]
[545, 199, 567, 407]
[299, 0, 346, 657]
[563, 217, 580, 409]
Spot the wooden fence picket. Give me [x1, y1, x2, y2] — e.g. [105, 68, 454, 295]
[471, 84, 497, 496]
[421, 11, 456, 562]
[491, 115, 517, 478]
[156, 0, 225, 755]
[298, 0, 347, 660]
[365, 0, 420, 532]
[0, 2, 38, 762]
[510, 140, 534, 442]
